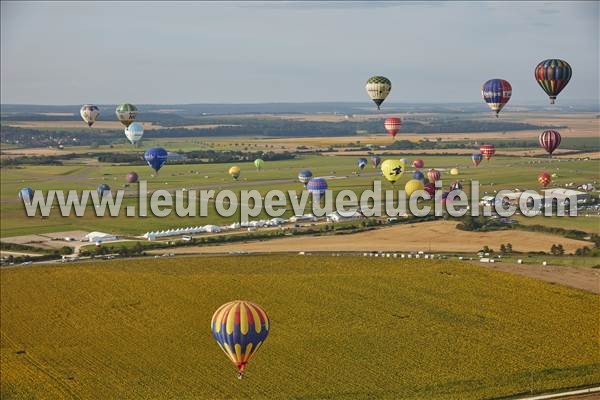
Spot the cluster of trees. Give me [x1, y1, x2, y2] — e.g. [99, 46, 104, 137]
[96, 150, 295, 164]
[456, 215, 509, 232]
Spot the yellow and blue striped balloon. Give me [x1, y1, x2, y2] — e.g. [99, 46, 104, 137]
[211, 300, 269, 378]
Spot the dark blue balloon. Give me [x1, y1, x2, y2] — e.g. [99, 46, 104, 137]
[412, 170, 425, 181]
[144, 147, 168, 172]
[307, 177, 328, 200]
[298, 169, 313, 186]
[97, 184, 111, 197]
[18, 187, 34, 203]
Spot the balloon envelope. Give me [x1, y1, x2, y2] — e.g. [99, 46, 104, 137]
[380, 159, 405, 184]
[482, 79, 512, 117]
[116, 103, 138, 127]
[357, 158, 368, 170]
[539, 130, 561, 155]
[472, 153, 483, 166]
[371, 156, 381, 168]
[254, 159, 265, 170]
[535, 59, 572, 104]
[18, 187, 34, 203]
[412, 170, 425, 181]
[80, 104, 100, 127]
[307, 177, 328, 199]
[127, 172, 139, 184]
[480, 144, 496, 160]
[538, 171, 552, 187]
[427, 168, 441, 183]
[298, 170, 313, 186]
[412, 159, 424, 169]
[450, 168, 459, 176]
[97, 184, 110, 197]
[405, 179, 424, 196]
[125, 122, 144, 145]
[366, 76, 391, 109]
[229, 166, 241, 180]
[384, 117, 402, 138]
[211, 300, 269, 378]
[144, 147, 168, 172]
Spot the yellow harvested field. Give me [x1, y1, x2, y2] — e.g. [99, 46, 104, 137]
[156, 220, 590, 255]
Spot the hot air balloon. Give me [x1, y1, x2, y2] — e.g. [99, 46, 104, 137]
[538, 171, 551, 187]
[366, 76, 391, 110]
[18, 187, 34, 204]
[371, 156, 381, 169]
[412, 170, 425, 182]
[539, 130, 561, 155]
[115, 103, 138, 127]
[472, 153, 483, 167]
[450, 168, 459, 176]
[124, 122, 144, 145]
[427, 168, 441, 183]
[412, 159, 424, 169]
[126, 172, 139, 184]
[229, 166, 241, 181]
[384, 117, 402, 138]
[144, 147, 168, 173]
[405, 179, 424, 196]
[480, 144, 496, 160]
[424, 183, 435, 197]
[357, 158, 368, 171]
[307, 177, 328, 200]
[211, 300, 269, 379]
[482, 79, 512, 117]
[254, 158, 265, 171]
[380, 159, 405, 184]
[80, 104, 100, 127]
[97, 183, 111, 198]
[535, 59, 572, 104]
[450, 181, 463, 191]
[298, 170, 313, 187]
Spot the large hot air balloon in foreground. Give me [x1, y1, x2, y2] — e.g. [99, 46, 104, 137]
[535, 59, 572, 104]
[482, 79, 512, 117]
[357, 158, 368, 171]
[427, 168, 441, 183]
[472, 153, 483, 167]
[380, 159, 405, 184]
[116, 103, 138, 127]
[144, 147, 168, 173]
[366, 76, 391, 110]
[384, 117, 402, 138]
[127, 172, 139, 184]
[254, 159, 264, 171]
[124, 122, 144, 145]
[405, 179, 424, 196]
[538, 171, 551, 187]
[371, 156, 381, 169]
[480, 144, 496, 160]
[298, 170, 313, 187]
[307, 177, 328, 200]
[211, 300, 269, 379]
[80, 104, 100, 127]
[539, 130, 561, 155]
[229, 166, 241, 181]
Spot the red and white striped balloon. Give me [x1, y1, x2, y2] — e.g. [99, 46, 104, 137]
[427, 168, 441, 182]
[480, 144, 496, 160]
[539, 130, 561, 155]
[384, 117, 402, 138]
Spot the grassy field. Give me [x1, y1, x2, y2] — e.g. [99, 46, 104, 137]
[1, 154, 598, 238]
[1, 255, 599, 399]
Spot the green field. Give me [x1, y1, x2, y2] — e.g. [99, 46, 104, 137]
[1, 255, 598, 399]
[1, 154, 598, 237]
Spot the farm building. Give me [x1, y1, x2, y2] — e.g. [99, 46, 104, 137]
[82, 232, 117, 243]
[326, 211, 363, 223]
[542, 188, 588, 203]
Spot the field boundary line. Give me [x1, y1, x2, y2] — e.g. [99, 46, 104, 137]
[510, 385, 600, 399]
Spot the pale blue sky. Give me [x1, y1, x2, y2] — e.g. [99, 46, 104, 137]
[1, 1, 598, 104]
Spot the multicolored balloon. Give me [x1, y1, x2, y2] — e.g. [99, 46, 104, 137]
[144, 147, 168, 173]
[412, 159, 424, 169]
[380, 159, 405, 184]
[18, 187, 34, 204]
[307, 177, 328, 200]
[482, 79, 512, 117]
[480, 144, 496, 160]
[115, 103, 138, 128]
[298, 170, 313, 187]
[538, 171, 551, 187]
[357, 158, 368, 170]
[254, 158, 265, 171]
[97, 183, 110, 198]
[80, 104, 100, 127]
[211, 300, 269, 379]
[384, 117, 402, 138]
[427, 168, 441, 183]
[535, 59, 572, 104]
[229, 166, 241, 180]
[126, 172, 138, 184]
[539, 130, 561, 155]
[371, 156, 381, 169]
[366, 76, 392, 110]
[124, 122, 144, 145]
[405, 179, 424, 196]
[472, 153, 483, 167]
